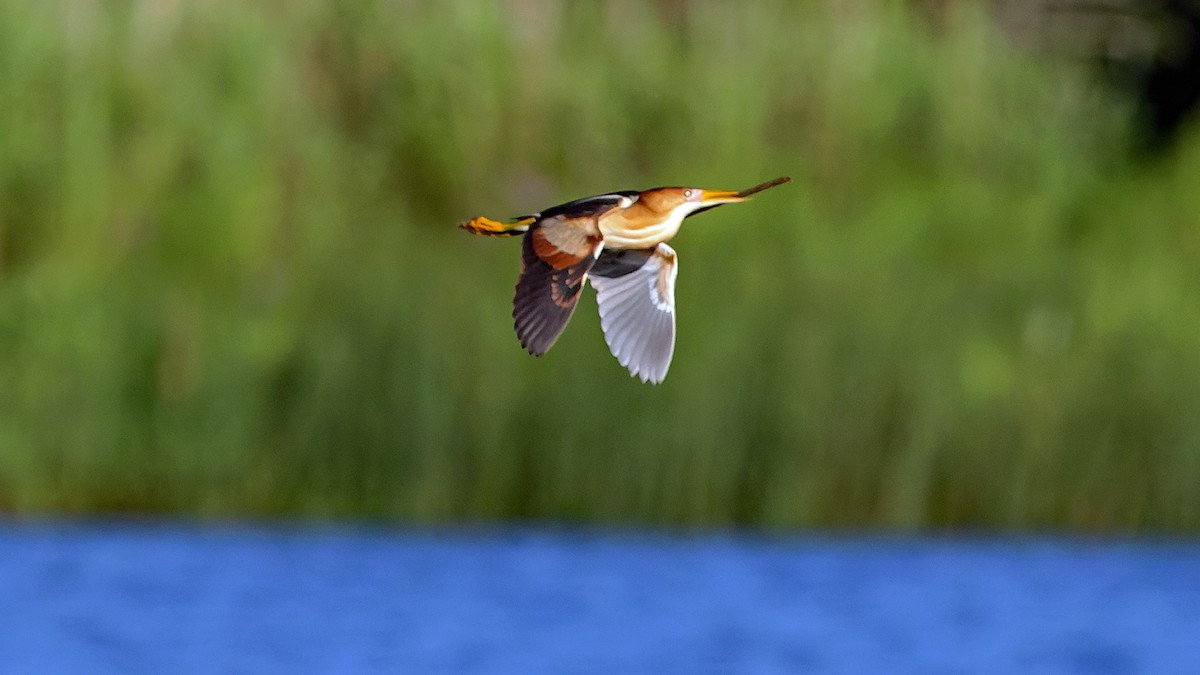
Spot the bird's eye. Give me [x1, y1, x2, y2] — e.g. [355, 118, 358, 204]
[683, 189, 693, 199]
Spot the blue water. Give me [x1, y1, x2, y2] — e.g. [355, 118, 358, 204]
[1, 523, 1197, 674]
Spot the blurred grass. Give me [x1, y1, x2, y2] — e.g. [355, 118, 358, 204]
[1, 0, 1199, 530]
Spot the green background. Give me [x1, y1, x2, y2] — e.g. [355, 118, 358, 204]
[2, 1, 1198, 530]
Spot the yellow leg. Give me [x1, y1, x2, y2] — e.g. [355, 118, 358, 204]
[459, 216, 535, 237]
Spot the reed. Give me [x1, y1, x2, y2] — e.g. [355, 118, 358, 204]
[1, 0, 1198, 531]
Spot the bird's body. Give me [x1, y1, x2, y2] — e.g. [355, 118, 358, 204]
[461, 177, 789, 383]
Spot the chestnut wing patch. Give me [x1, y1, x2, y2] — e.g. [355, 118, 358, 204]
[513, 219, 603, 356]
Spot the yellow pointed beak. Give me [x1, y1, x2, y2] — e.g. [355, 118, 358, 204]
[698, 189, 745, 205]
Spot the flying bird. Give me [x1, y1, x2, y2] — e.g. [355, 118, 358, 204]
[461, 176, 790, 383]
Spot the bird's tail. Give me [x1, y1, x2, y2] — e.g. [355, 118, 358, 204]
[459, 216, 535, 237]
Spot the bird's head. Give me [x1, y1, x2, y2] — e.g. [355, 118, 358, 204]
[638, 187, 746, 220]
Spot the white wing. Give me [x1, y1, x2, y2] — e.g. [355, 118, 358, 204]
[590, 243, 678, 384]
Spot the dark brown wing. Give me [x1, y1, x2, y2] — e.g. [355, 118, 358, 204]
[513, 217, 604, 355]
[591, 247, 655, 278]
[530, 191, 638, 221]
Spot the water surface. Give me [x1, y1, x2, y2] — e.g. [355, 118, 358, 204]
[1, 523, 1197, 673]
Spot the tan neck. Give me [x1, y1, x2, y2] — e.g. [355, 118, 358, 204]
[598, 202, 689, 250]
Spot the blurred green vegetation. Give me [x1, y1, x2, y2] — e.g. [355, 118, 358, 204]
[1, 0, 1199, 530]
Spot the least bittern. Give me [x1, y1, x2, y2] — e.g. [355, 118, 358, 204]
[461, 176, 790, 383]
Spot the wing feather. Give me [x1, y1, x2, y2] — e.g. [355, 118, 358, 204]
[512, 217, 603, 355]
[590, 243, 678, 384]
[533, 192, 638, 221]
